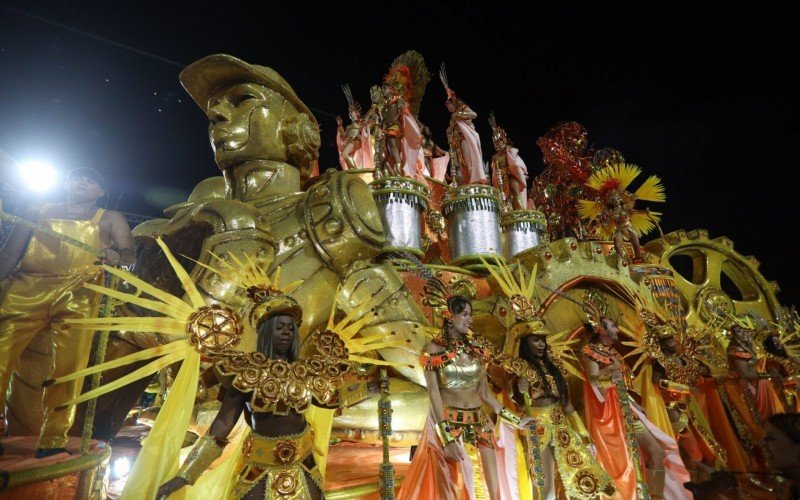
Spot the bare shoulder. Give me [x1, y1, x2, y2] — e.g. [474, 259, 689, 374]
[423, 341, 445, 354]
[99, 209, 129, 225]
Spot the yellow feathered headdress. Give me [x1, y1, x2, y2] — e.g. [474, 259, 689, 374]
[480, 256, 583, 379]
[577, 162, 665, 238]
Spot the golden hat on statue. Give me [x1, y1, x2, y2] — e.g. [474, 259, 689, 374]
[179, 53, 317, 123]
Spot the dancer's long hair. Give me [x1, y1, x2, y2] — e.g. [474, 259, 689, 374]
[257, 315, 300, 361]
[519, 336, 570, 406]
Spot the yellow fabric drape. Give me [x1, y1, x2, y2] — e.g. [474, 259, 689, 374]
[633, 362, 676, 439]
[121, 350, 200, 500]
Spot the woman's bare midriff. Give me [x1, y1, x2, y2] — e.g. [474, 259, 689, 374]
[440, 386, 484, 409]
[250, 410, 307, 436]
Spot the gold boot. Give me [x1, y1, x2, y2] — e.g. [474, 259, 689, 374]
[646, 468, 666, 499]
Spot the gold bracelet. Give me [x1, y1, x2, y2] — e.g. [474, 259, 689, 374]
[498, 407, 522, 426]
[435, 420, 455, 446]
[597, 375, 615, 388]
[176, 434, 224, 485]
[566, 411, 591, 443]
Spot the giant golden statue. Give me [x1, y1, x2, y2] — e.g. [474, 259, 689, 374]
[120, 55, 428, 411]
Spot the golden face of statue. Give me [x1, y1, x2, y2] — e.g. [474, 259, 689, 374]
[206, 82, 289, 169]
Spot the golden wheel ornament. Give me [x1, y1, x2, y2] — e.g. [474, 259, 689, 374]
[644, 229, 781, 325]
[186, 305, 243, 354]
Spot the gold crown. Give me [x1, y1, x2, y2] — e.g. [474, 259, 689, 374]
[249, 292, 303, 330]
[652, 324, 675, 340]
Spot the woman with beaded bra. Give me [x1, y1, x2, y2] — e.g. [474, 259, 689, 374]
[480, 258, 614, 499]
[513, 330, 615, 499]
[398, 294, 532, 499]
[157, 288, 341, 499]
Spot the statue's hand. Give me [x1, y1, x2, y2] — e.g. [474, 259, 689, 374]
[157, 477, 188, 499]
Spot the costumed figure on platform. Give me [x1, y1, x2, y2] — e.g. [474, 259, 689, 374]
[45, 240, 399, 499]
[335, 84, 374, 171]
[622, 311, 728, 483]
[421, 123, 450, 183]
[688, 313, 771, 491]
[487, 113, 528, 211]
[725, 316, 786, 442]
[483, 258, 615, 500]
[398, 275, 532, 500]
[376, 52, 428, 180]
[761, 312, 800, 412]
[439, 64, 485, 186]
[577, 162, 665, 263]
[532, 122, 595, 238]
[581, 295, 691, 499]
[0, 167, 134, 457]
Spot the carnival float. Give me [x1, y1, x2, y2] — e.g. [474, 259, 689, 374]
[0, 50, 796, 499]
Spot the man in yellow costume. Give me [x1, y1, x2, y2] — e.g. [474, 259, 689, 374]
[0, 167, 135, 457]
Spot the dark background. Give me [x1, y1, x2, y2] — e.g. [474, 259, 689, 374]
[0, 3, 798, 304]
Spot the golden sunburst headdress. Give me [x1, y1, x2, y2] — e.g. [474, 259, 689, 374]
[582, 287, 613, 336]
[577, 162, 665, 239]
[188, 251, 303, 336]
[480, 256, 582, 378]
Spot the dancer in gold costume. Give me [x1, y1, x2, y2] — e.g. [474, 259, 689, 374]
[399, 293, 532, 500]
[0, 167, 134, 457]
[44, 239, 397, 499]
[515, 334, 615, 499]
[158, 290, 334, 499]
[482, 259, 614, 499]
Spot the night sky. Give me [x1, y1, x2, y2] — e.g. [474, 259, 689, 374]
[1, 4, 798, 305]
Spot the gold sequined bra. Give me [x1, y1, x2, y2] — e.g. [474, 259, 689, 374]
[421, 335, 494, 390]
[214, 330, 350, 415]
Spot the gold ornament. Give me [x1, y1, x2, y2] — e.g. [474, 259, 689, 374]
[186, 305, 242, 355]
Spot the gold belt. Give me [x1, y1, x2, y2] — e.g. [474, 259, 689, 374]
[443, 405, 487, 425]
[243, 428, 314, 467]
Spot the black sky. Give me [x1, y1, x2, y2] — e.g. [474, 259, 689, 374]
[0, 3, 798, 305]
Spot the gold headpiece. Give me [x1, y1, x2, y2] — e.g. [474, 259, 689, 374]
[582, 288, 611, 334]
[480, 256, 546, 342]
[190, 251, 303, 335]
[488, 112, 510, 150]
[480, 256, 583, 378]
[577, 162, 665, 239]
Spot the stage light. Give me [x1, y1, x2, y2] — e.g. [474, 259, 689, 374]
[112, 456, 131, 479]
[19, 161, 58, 193]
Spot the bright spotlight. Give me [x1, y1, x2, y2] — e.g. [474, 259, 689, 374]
[112, 456, 131, 479]
[19, 161, 58, 193]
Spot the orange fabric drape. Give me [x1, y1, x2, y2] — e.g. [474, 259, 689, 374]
[694, 377, 753, 473]
[397, 415, 471, 500]
[583, 383, 638, 499]
[756, 378, 787, 422]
